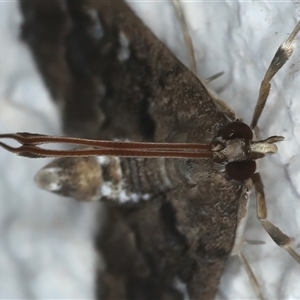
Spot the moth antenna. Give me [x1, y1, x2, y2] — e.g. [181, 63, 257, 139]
[172, 0, 197, 74]
[251, 21, 300, 128]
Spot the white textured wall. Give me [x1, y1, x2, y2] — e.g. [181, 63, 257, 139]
[0, 1, 299, 299]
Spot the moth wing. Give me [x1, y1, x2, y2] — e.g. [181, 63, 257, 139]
[20, 1, 247, 299]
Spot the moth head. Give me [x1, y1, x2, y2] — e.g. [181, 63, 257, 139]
[214, 121, 283, 182]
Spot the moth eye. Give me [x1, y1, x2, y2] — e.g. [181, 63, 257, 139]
[225, 160, 256, 182]
[221, 121, 253, 140]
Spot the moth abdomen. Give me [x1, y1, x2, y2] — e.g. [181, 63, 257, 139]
[35, 154, 172, 203]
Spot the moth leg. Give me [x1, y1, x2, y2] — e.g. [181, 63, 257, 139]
[172, 0, 197, 74]
[230, 178, 264, 299]
[172, 0, 236, 122]
[237, 250, 264, 300]
[252, 173, 300, 263]
[251, 21, 300, 128]
[205, 71, 224, 84]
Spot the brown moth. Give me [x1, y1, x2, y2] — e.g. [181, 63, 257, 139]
[0, 0, 300, 300]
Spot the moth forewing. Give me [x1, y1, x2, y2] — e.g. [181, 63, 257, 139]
[1, 1, 300, 300]
[170, 4, 300, 299]
[129, 2, 300, 298]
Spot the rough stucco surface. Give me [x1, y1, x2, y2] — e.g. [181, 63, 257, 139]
[0, 1, 300, 299]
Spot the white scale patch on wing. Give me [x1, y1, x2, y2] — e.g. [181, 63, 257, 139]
[173, 277, 190, 300]
[118, 31, 130, 61]
[84, 8, 104, 40]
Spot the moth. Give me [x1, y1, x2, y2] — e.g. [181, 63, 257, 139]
[0, 0, 300, 300]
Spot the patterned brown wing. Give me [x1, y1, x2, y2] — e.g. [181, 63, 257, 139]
[20, 1, 247, 299]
